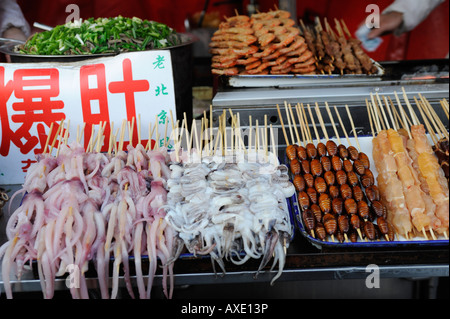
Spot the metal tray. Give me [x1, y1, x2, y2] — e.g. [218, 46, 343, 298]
[292, 194, 449, 249]
[223, 59, 385, 88]
[283, 136, 449, 249]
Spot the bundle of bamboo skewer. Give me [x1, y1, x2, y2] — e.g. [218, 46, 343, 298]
[299, 17, 378, 75]
[366, 89, 449, 240]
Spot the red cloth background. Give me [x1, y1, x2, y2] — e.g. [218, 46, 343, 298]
[15, 0, 450, 61]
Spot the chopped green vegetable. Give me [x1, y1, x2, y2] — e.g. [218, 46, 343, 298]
[18, 16, 180, 55]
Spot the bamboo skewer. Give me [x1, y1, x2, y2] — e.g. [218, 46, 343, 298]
[149, 119, 157, 151]
[249, 115, 253, 152]
[284, 102, 296, 147]
[86, 124, 96, 154]
[113, 127, 119, 154]
[43, 122, 54, 154]
[314, 103, 329, 141]
[63, 119, 70, 146]
[389, 96, 409, 131]
[440, 99, 449, 120]
[288, 104, 301, 146]
[50, 119, 65, 155]
[203, 110, 209, 154]
[76, 122, 86, 145]
[372, 94, 387, 132]
[169, 110, 176, 150]
[55, 120, 66, 157]
[118, 120, 126, 152]
[224, 111, 228, 156]
[128, 117, 135, 149]
[76, 124, 80, 147]
[300, 103, 313, 144]
[96, 121, 107, 153]
[324, 102, 341, 145]
[395, 93, 413, 140]
[420, 94, 449, 140]
[255, 119, 259, 152]
[92, 121, 102, 153]
[295, 104, 307, 146]
[294, 104, 307, 144]
[213, 127, 221, 156]
[270, 124, 277, 157]
[200, 118, 205, 156]
[192, 118, 200, 152]
[228, 109, 235, 153]
[178, 118, 185, 156]
[163, 116, 169, 148]
[108, 122, 115, 155]
[416, 97, 442, 142]
[374, 93, 391, 130]
[314, 104, 328, 141]
[183, 112, 191, 154]
[393, 92, 412, 139]
[366, 99, 376, 139]
[382, 95, 397, 133]
[264, 114, 269, 159]
[415, 97, 440, 146]
[307, 104, 321, 144]
[333, 106, 351, 147]
[402, 88, 421, 126]
[344, 105, 362, 152]
[210, 105, 213, 156]
[145, 121, 153, 151]
[237, 113, 247, 155]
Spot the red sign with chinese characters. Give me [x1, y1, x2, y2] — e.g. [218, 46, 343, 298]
[0, 51, 176, 184]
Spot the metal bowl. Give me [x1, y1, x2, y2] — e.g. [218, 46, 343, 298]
[0, 42, 118, 63]
[0, 33, 193, 63]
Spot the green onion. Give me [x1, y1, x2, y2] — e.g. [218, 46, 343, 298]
[19, 16, 180, 55]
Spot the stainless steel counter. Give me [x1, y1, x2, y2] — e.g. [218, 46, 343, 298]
[1, 183, 448, 297]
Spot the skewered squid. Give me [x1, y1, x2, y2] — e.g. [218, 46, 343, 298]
[1, 140, 176, 300]
[165, 151, 295, 285]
